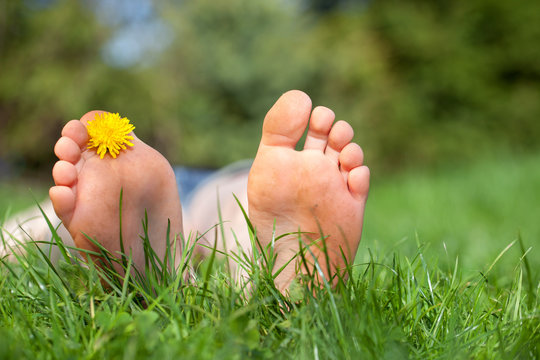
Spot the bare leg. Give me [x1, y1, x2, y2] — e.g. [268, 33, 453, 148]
[184, 163, 251, 283]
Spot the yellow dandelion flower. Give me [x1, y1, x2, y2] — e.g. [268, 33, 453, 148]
[87, 112, 135, 159]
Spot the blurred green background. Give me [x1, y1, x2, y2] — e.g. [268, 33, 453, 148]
[1, 0, 539, 270]
[2, 0, 539, 174]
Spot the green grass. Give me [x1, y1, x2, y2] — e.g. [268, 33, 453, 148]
[361, 151, 540, 274]
[1, 152, 539, 359]
[0, 222, 538, 359]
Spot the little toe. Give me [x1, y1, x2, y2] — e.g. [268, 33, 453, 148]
[52, 160, 78, 187]
[54, 136, 82, 163]
[49, 186, 76, 225]
[348, 166, 370, 201]
[261, 90, 313, 149]
[304, 106, 335, 151]
[61, 120, 89, 149]
[325, 120, 354, 163]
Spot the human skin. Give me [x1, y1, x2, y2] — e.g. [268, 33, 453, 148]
[49, 111, 183, 274]
[248, 90, 370, 292]
[50, 91, 369, 292]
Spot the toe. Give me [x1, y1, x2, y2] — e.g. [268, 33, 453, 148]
[339, 143, 364, 181]
[325, 120, 354, 163]
[49, 186, 76, 225]
[80, 110, 106, 126]
[348, 166, 370, 201]
[61, 120, 89, 149]
[304, 106, 335, 151]
[52, 161, 78, 186]
[261, 90, 312, 149]
[54, 136, 82, 163]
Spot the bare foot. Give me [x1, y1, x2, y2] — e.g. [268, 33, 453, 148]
[49, 111, 183, 273]
[248, 90, 370, 292]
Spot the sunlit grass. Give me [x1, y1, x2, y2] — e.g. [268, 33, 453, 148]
[361, 151, 540, 273]
[1, 210, 538, 359]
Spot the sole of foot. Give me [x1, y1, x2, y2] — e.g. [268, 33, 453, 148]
[50, 111, 183, 274]
[247, 90, 370, 292]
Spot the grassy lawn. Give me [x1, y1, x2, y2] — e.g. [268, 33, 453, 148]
[361, 151, 540, 273]
[1, 153, 539, 359]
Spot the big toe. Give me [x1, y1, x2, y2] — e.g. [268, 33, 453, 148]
[261, 90, 312, 148]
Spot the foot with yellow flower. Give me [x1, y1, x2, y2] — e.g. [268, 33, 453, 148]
[49, 111, 183, 273]
[248, 90, 370, 293]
